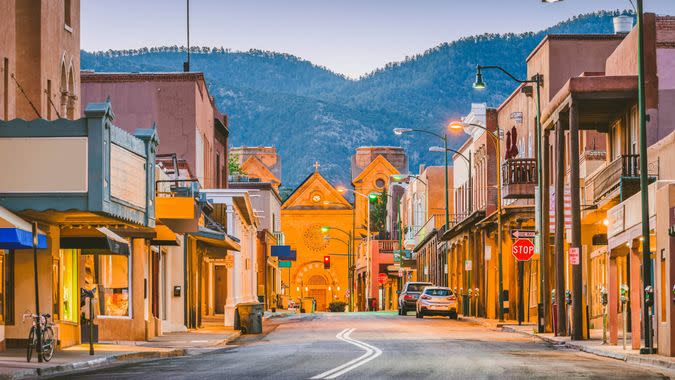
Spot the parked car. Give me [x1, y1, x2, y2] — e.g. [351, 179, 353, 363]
[416, 287, 458, 319]
[398, 281, 432, 315]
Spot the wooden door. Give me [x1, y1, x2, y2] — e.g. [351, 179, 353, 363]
[309, 289, 326, 311]
[214, 266, 227, 314]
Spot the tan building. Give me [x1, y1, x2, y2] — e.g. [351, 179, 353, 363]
[230, 146, 282, 191]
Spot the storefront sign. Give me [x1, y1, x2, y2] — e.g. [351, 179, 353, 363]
[607, 205, 625, 237]
[569, 247, 580, 265]
[464, 260, 472, 271]
[224, 255, 234, 268]
[485, 245, 492, 261]
[510, 112, 523, 124]
[0, 137, 88, 193]
[110, 143, 147, 209]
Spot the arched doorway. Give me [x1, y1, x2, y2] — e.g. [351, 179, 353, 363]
[307, 275, 328, 311]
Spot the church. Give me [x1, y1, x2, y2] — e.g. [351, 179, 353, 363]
[280, 164, 353, 311]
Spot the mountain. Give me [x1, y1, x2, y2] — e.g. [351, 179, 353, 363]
[81, 10, 627, 189]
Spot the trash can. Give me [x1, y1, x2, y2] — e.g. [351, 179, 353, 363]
[462, 295, 470, 316]
[235, 302, 263, 334]
[301, 297, 316, 313]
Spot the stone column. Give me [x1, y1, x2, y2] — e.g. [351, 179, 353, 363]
[249, 226, 258, 303]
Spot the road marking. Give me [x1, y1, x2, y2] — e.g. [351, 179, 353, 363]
[311, 328, 382, 379]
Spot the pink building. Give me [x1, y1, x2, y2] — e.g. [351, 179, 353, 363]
[80, 72, 229, 189]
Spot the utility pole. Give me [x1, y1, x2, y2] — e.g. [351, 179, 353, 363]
[569, 103, 584, 341]
[184, 0, 190, 72]
[636, 0, 655, 354]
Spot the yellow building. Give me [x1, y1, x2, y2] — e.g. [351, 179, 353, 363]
[281, 169, 352, 311]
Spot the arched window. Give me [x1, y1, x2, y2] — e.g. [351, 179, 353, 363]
[64, 0, 72, 28]
[66, 65, 75, 119]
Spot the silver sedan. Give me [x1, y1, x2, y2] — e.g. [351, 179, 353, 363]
[416, 287, 458, 319]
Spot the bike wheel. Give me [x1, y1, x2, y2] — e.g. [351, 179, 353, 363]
[26, 327, 35, 362]
[42, 326, 55, 362]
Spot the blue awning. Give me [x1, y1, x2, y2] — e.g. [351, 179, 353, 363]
[0, 206, 47, 249]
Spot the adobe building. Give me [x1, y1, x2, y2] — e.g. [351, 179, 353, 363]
[280, 168, 352, 312]
[80, 72, 229, 189]
[1, 0, 80, 121]
[230, 146, 282, 191]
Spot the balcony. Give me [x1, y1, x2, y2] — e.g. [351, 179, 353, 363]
[403, 225, 421, 249]
[414, 214, 445, 247]
[155, 179, 201, 233]
[501, 158, 536, 199]
[587, 154, 658, 204]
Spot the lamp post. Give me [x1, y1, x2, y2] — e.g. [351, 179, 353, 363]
[394, 128, 450, 229]
[337, 187, 377, 311]
[322, 226, 353, 311]
[472, 64, 545, 331]
[449, 120, 504, 321]
[429, 146, 472, 214]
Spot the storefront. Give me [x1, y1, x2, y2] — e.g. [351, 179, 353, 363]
[0, 101, 158, 347]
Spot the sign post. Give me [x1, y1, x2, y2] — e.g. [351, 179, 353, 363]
[511, 238, 535, 325]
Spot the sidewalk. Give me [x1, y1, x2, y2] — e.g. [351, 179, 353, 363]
[0, 319, 242, 379]
[462, 316, 675, 373]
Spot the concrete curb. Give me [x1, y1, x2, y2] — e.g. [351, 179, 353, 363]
[2, 348, 187, 380]
[501, 326, 675, 372]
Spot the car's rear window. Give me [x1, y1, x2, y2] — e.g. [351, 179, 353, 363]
[425, 288, 452, 296]
[406, 283, 431, 292]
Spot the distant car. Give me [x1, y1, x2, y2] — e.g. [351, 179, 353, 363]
[398, 281, 432, 315]
[416, 286, 458, 319]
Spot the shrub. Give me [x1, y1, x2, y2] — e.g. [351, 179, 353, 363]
[329, 301, 347, 312]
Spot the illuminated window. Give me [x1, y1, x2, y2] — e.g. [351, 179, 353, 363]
[83, 254, 131, 317]
[53, 249, 79, 322]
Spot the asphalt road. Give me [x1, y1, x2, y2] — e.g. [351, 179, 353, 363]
[54, 312, 673, 379]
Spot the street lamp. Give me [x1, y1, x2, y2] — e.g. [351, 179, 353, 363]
[429, 146, 472, 214]
[448, 120, 505, 321]
[321, 226, 354, 311]
[393, 128, 450, 229]
[471, 64, 544, 331]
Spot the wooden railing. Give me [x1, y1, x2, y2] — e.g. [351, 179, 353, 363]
[502, 158, 537, 185]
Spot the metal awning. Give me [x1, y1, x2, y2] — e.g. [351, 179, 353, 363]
[0, 205, 47, 249]
[61, 227, 130, 255]
[193, 227, 240, 253]
[150, 225, 180, 246]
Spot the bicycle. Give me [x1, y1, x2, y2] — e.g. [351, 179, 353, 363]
[23, 312, 56, 362]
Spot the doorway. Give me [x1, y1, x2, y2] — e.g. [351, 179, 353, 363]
[214, 265, 227, 314]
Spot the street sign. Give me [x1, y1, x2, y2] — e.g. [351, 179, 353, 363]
[377, 273, 388, 285]
[511, 239, 535, 261]
[279, 261, 292, 268]
[485, 245, 492, 261]
[569, 247, 580, 265]
[511, 230, 535, 239]
[464, 260, 472, 271]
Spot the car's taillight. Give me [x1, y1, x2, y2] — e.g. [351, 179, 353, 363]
[447, 295, 456, 301]
[404, 295, 413, 300]
[420, 295, 431, 300]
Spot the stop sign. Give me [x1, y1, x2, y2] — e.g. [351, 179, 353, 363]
[512, 239, 535, 261]
[377, 273, 388, 285]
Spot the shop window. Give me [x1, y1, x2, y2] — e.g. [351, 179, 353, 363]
[0, 250, 12, 323]
[57, 249, 78, 322]
[83, 254, 130, 317]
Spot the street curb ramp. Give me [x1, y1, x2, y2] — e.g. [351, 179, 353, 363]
[2, 348, 187, 380]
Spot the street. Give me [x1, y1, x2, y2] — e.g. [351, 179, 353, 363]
[54, 312, 672, 380]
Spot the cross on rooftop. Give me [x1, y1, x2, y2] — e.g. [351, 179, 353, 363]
[314, 161, 320, 171]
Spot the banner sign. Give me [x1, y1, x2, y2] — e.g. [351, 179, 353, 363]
[271, 245, 296, 261]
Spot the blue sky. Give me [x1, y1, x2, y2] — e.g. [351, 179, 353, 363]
[82, 0, 675, 78]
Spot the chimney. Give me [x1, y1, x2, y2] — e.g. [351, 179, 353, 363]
[613, 15, 634, 35]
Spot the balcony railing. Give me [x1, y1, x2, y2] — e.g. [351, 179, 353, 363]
[377, 240, 398, 253]
[414, 214, 445, 246]
[589, 154, 658, 203]
[501, 158, 536, 199]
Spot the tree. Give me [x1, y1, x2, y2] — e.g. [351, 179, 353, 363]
[369, 189, 388, 236]
[228, 153, 245, 176]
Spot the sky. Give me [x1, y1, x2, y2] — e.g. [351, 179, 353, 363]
[81, 0, 675, 78]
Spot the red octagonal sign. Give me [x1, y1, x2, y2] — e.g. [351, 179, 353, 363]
[512, 239, 535, 261]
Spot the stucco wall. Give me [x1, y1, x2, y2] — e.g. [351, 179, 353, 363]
[0, 0, 16, 120]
